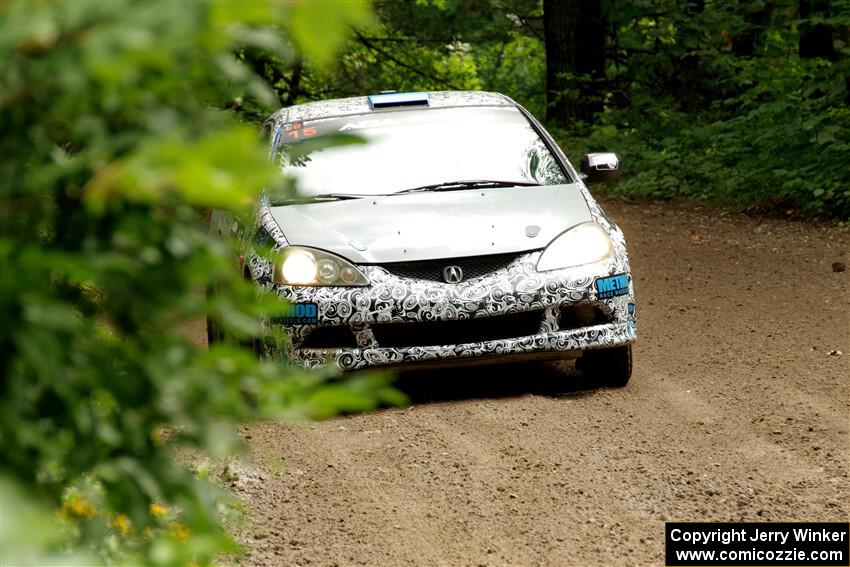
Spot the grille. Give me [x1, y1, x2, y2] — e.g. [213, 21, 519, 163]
[559, 304, 612, 331]
[371, 310, 543, 348]
[380, 252, 522, 283]
[302, 325, 357, 349]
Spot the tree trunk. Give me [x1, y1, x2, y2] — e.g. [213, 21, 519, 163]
[734, 2, 773, 57]
[287, 59, 304, 106]
[543, 0, 606, 125]
[799, 0, 835, 59]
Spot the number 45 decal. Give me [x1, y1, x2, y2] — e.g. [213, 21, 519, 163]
[285, 121, 317, 140]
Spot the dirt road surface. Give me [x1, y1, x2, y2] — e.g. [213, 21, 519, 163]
[223, 200, 849, 567]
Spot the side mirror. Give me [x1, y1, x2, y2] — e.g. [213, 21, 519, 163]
[580, 153, 621, 184]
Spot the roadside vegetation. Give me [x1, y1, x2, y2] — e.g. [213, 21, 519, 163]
[0, 2, 400, 565]
[1, 0, 847, 565]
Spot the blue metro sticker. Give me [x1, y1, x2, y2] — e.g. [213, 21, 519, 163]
[595, 273, 630, 299]
[277, 302, 318, 325]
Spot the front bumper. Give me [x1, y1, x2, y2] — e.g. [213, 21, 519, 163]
[295, 320, 633, 371]
[253, 248, 636, 371]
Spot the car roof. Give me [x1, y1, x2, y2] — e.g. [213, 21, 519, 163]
[268, 91, 517, 125]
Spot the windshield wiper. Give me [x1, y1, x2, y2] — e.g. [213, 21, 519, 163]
[394, 179, 541, 194]
[270, 181, 540, 204]
[270, 193, 364, 205]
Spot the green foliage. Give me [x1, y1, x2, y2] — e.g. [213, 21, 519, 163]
[561, 1, 850, 219]
[1, 475, 95, 566]
[0, 0, 400, 565]
[284, 0, 548, 115]
[289, 1, 373, 67]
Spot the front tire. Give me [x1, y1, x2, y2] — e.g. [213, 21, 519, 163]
[577, 345, 632, 388]
[206, 286, 223, 346]
[207, 314, 265, 356]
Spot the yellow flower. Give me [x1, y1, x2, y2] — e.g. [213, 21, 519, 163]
[110, 514, 131, 535]
[149, 502, 169, 517]
[60, 495, 96, 520]
[168, 522, 191, 541]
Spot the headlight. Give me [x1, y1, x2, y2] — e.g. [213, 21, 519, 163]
[536, 222, 614, 272]
[273, 247, 369, 286]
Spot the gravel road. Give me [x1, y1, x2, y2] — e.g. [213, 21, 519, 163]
[223, 200, 849, 567]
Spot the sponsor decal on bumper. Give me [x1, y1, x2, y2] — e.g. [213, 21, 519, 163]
[277, 302, 318, 324]
[595, 273, 629, 299]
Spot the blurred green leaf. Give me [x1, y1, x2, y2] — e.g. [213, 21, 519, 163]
[0, 1, 408, 565]
[289, 0, 373, 66]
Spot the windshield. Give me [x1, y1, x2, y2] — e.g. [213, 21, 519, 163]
[275, 106, 570, 197]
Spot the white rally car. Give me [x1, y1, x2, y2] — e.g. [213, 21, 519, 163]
[213, 91, 636, 386]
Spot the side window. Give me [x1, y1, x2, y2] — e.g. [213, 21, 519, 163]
[262, 119, 282, 158]
[517, 108, 575, 184]
[254, 226, 272, 248]
[523, 138, 568, 185]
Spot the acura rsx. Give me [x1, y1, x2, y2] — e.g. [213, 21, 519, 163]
[211, 91, 637, 386]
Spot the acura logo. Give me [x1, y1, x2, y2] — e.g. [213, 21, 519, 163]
[443, 265, 463, 283]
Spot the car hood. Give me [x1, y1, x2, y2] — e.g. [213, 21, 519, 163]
[268, 183, 593, 264]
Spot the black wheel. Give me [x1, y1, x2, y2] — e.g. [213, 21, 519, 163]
[207, 313, 266, 356]
[207, 270, 266, 355]
[577, 345, 632, 388]
[206, 315, 222, 346]
[206, 284, 223, 346]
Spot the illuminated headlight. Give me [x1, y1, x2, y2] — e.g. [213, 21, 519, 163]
[536, 222, 614, 272]
[274, 247, 369, 286]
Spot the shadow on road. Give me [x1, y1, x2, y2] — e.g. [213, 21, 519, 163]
[393, 360, 601, 404]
